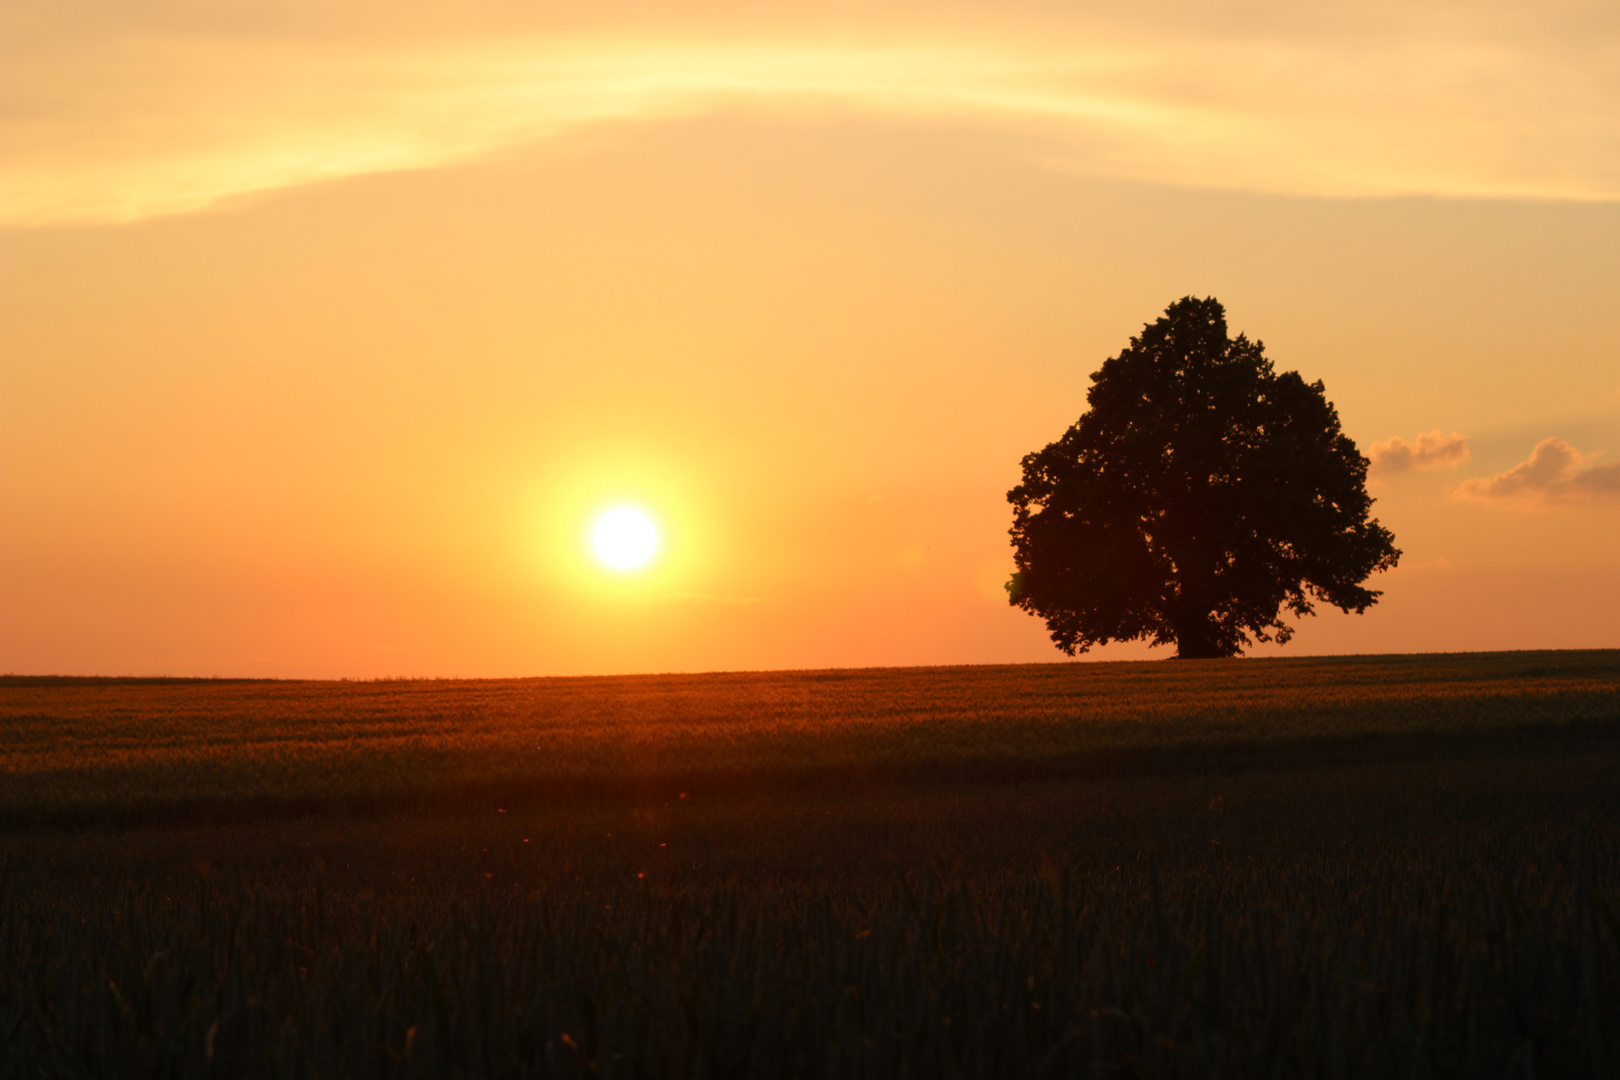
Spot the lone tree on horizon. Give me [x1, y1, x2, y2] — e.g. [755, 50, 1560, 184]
[1006, 297, 1399, 659]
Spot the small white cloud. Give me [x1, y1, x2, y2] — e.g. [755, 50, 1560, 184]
[1455, 437, 1620, 503]
[1368, 430, 1469, 474]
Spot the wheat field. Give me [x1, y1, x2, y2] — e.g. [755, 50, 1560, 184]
[3, 651, 1618, 1077]
[4, 650, 1617, 824]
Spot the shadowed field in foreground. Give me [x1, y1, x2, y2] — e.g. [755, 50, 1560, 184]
[4, 736, 1619, 1077]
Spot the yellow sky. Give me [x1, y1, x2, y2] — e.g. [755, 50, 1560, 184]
[3, 2, 1618, 675]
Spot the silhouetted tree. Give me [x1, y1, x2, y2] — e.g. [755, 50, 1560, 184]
[1006, 297, 1399, 659]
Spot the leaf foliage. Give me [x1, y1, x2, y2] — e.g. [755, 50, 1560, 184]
[1008, 297, 1399, 657]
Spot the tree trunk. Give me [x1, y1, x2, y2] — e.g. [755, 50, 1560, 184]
[1170, 535, 1227, 658]
[1173, 612, 1226, 659]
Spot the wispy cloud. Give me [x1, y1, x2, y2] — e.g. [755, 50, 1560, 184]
[1369, 430, 1470, 474]
[1455, 437, 1620, 503]
[4, 2, 1618, 226]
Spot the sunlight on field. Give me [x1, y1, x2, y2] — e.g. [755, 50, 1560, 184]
[3, 652, 1617, 824]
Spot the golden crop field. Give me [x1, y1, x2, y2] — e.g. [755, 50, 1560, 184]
[3, 651, 1620, 1077]
[4, 650, 1618, 823]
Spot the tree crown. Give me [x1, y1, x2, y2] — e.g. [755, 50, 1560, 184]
[1007, 296, 1399, 658]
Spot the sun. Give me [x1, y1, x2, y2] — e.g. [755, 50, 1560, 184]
[590, 506, 660, 571]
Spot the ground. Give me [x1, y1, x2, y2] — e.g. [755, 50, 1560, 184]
[4, 652, 1618, 1076]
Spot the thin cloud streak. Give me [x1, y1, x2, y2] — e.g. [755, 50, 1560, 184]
[5, 22, 1618, 226]
[1455, 437, 1620, 503]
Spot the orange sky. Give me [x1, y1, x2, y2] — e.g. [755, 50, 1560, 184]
[3, 2, 1618, 676]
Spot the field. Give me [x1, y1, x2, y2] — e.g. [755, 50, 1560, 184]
[4, 651, 1620, 1077]
[6, 650, 1620, 826]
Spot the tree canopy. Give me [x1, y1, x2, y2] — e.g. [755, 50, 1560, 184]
[1006, 297, 1399, 659]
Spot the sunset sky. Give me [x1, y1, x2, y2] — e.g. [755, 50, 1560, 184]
[3, 1, 1618, 677]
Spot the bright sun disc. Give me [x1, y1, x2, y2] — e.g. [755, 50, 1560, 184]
[591, 507, 659, 570]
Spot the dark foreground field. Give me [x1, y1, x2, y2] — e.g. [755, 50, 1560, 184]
[4, 652, 1620, 1077]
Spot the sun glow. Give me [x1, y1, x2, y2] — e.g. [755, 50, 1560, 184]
[591, 507, 660, 571]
